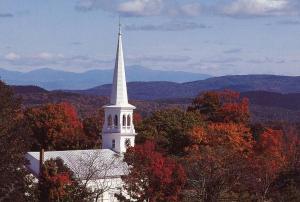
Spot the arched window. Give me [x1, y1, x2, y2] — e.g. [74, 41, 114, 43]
[127, 115, 131, 126]
[125, 138, 131, 148]
[108, 115, 112, 127]
[122, 115, 126, 127]
[114, 115, 118, 127]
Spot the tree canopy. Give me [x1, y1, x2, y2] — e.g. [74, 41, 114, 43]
[116, 141, 186, 202]
[0, 81, 32, 201]
[25, 102, 100, 151]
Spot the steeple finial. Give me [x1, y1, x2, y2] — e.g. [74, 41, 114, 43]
[118, 16, 122, 35]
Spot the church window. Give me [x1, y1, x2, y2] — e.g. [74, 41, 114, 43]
[125, 138, 131, 148]
[127, 115, 131, 126]
[122, 115, 126, 127]
[114, 115, 118, 127]
[108, 115, 112, 127]
[112, 139, 115, 149]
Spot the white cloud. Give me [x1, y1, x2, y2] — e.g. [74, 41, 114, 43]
[4, 52, 20, 60]
[179, 3, 202, 17]
[75, 0, 116, 12]
[75, 0, 96, 11]
[75, 0, 299, 17]
[222, 0, 289, 16]
[1, 51, 113, 71]
[35, 52, 55, 60]
[75, 0, 203, 17]
[118, 0, 163, 16]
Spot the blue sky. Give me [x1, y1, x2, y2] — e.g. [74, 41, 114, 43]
[0, 0, 300, 76]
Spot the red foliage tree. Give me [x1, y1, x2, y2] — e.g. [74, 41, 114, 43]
[39, 158, 88, 201]
[133, 112, 143, 125]
[25, 102, 90, 150]
[116, 141, 186, 202]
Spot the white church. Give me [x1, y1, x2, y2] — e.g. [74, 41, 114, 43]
[26, 24, 137, 201]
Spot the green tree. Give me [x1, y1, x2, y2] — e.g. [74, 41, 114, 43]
[189, 90, 250, 124]
[82, 110, 103, 148]
[136, 108, 202, 156]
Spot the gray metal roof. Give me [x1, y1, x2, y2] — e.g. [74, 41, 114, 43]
[26, 149, 128, 179]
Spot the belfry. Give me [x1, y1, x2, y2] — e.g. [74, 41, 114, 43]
[101, 23, 137, 153]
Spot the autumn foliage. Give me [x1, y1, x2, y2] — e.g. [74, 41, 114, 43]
[135, 90, 300, 201]
[189, 89, 250, 124]
[25, 102, 100, 150]
[0, 81, 32, 201]
[2, 81, 300, 202]
[39, 158, 87, 202]
[187, 123, 253, 154]
[117, 141, 186, 202]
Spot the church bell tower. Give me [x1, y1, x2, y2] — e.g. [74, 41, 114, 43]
[102, 23, 136, 153]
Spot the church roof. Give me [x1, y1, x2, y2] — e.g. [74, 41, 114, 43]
[26, 149, 128, 179]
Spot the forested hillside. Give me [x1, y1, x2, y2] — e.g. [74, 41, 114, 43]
[75, 75, 300, 100]
[12, 85, 300, 123]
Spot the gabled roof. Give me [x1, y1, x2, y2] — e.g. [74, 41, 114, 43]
[26, 149, 128, 179]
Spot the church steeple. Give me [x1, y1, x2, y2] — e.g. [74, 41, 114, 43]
[110, 22, 129, 106]
[102, 22, 136, 153]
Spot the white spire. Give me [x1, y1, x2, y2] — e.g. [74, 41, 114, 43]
[110, 22, 129, 106]
[102, 22, 136, 153]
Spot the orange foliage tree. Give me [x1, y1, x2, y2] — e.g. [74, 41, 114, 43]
[185, 123, 254, 201]
[25, 102, 94, 150]
[269, 130, 300, 201]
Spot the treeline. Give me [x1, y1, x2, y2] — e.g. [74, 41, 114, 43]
[1, 80, 300, 201]
[13, 84, 300, 123]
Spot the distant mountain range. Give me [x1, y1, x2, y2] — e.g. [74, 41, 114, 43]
[73, 75, 300, 100]
[0, 66, 210, 90]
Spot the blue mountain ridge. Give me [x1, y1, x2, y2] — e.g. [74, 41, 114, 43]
[0, 65, 210, 90]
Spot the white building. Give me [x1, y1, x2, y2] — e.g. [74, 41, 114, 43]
[26, 24, 136, 202]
